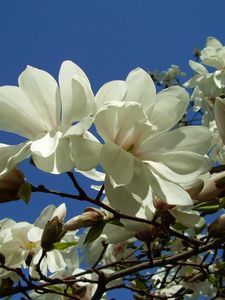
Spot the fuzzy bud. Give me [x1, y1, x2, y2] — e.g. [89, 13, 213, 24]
[0, 168, 25, 203]
[195, 171, 225, 202]
[208, 214, 225, 238]
[63, 208, 104, 231]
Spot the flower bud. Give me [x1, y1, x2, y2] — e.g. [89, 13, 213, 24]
[41, 204, 67, 251]
[63, 208, 104, 231]
[195, 171, 225, 202]
[0, 168, 25, 203]
[41, 216, 64, 251]
[208, 214, 225, 238]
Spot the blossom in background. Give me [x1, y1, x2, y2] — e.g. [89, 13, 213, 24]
[0, 204, 78, 278]
[0, 61, 100, 176]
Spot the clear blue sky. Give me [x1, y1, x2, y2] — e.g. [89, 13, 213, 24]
[0, 1, 224, 297]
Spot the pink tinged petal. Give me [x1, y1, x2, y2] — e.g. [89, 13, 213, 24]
[46, 250, 66, 273]
[152, 172, 193, 206]
[139, 126, 212, 159]
[105, 175, 141, 215]
[0, 86, 44, 139]
[150, 86, 189, 133]
[215, 97, 225, 145]
[0, 142, 31, 178]
[189, 60, 208, 74]
[27, 227, 42, 242]
[125, 68, 156, 112]
[59, 61, 94, 124]
[70, 131, 102, 170]
[95, 80, 127, 113]
[100, 141, 134, 185]
[32, 138, 74, 174]
[19, 66, 60, 132]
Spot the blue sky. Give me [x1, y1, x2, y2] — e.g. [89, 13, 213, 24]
[0, 1, 224, 297]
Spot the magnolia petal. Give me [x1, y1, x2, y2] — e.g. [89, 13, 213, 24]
[125, 68, 156, 112]
[47, 250, 66, 273]
[32, 138, 74, 174]
[139, 126, 212, 158]
[0, 142, 31, 178]
[95, 80, 127, 113]
[51, 203, 66, 222]
[189, 60, 208, 74]
[30, 131, 61, 158]
[75, 169, 105, 182]
[19, 65, 60, 131]
[95, 102, 147, 143]
[103, 223, 133, 244]
[59, 61, 94, 124]
[214, 70, 225, 88]
[150, 86, 189, 133]
[34, 205, 56, 228]
[125, 158, 151, 199]
[105, 175, 141, 215]
[27, 227, 43, 243]
[148, 152, 212, 186]
[70, 131, 102, 171]
[152, 172, 193, 206]
[215, 97, 225, 145]
[170, 209, 204, 229]
[0, 86, 45, 139]
[101, 141, 134, 185]
[206, 36, 223, 49]
[63, 117, 93, 137]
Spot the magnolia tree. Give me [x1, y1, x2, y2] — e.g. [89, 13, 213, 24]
[1, 37, 225, 300]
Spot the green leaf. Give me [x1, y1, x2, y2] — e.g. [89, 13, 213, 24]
[108, 219, 124, 227]
[83, 221, 106, 244]
[206, 274, 218, 288]
[194, 201, 219, 214]
[220, 198, 225, 209]
[172, 221, 188, 231]
[18, 182, 32, 204]
[53, 241, 78, 250]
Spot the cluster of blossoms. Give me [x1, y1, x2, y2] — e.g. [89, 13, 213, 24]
[1, 37, 225, 299]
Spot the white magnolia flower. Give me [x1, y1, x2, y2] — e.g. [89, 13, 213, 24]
[201, 37, 225, 88]
[94, 100, 212, 205]
[0, 204, 78, 278]
[0, 61, 100, 176]
[95, 67, 189, 132]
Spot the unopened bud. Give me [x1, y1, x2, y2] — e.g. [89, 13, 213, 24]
[41, 216, 65, 251]
[63, 208, 104, 231]
[208, 214, 225, 238]
[0, 168, 25, 203]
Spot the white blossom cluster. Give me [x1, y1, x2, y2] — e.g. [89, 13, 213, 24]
[1, 37, 225, 299]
